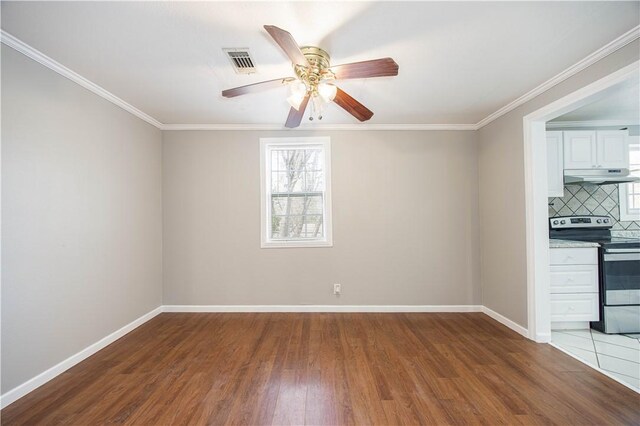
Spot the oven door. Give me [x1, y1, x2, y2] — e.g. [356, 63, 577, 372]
[602, 249, 640, 306]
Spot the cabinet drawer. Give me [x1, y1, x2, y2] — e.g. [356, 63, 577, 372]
[550, 248, 598, 265]
[550, 265, 598, 294]
[550, 293, 599, 322]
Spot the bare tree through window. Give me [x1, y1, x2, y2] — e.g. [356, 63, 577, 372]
[271, 148, 324, 239]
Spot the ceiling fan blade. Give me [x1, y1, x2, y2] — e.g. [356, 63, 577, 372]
[285, 93, 310, 128]
[333, 88, 373, 122]
[331, 58, 399, 80]
[222, 77, 294, 98]
[264, 25, 309, 66]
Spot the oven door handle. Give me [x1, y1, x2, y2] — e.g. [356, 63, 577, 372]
[604, 253, 640, 262]
[605, 248, 640, 253]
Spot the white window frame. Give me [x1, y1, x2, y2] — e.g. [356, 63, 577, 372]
[619, 136, 640, 222]
[260, 136, 333, 248]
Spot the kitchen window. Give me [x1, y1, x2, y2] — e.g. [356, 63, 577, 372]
[619, 136, 640, 221]
[260, 137, 332, 248]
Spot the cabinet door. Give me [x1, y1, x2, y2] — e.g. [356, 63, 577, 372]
[547, 132, 564, 197]
[564, 131, 596, 169]
[596, 130, 628, 168]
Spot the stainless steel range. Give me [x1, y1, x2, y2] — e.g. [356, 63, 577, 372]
[550, 215, 640, 334]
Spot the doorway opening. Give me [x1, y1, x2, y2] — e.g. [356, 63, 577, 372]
[523, 61, 639, 390]
[524, 61, 639, 342]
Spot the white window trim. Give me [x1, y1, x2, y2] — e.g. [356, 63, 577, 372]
[619, 136, 640, 222]
[260, 136, 333, 248]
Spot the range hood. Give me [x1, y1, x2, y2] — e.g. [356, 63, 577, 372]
[564, 168, 640, 185]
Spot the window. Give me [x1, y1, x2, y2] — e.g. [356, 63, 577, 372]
[619, 136, 640, 221]
[260, 137, 332, 248]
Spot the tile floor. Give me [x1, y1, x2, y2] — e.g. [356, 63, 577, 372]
[551, 329, 640, 391]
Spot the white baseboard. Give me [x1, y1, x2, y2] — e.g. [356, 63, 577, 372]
[0, 306, 163, 409]
[551, 321, 590, 330]
[534, 332, 552, 343]
[481, 306, 530, 338]
[162, 304, 484, 313]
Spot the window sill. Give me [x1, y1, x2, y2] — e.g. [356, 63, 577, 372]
[619, 212, 640, 222]
[261, 240, 333, 249]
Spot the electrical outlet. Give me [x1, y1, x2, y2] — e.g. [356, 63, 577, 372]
[333, 283, 341, 295]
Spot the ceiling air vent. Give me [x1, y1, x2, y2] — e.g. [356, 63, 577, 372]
[223, 48, 256, 74]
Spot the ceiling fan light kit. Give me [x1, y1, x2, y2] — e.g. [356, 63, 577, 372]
[221, 25, 399, 128]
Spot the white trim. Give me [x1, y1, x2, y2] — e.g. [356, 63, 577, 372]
[481, 306, 530, 338]
[523, 61, 640, 343]
[619, 182, 640, 222]
[0, 30, 163, 129]
[161, 123, 477, 131]
[619, 136, 640, 222]
[546, 120, 640, 129]
[549, 342, 639, 394]
[162, 305, 483, 313]
[260, 136, 333, 248]
[0, 306, 163, 409]
[477, 25, 640, 129]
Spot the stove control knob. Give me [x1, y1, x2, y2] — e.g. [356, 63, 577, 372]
[604, 219, 609, 223]
[597, 219, 602, 224]
[553, 220, 559, 225]
[560, 220, 566, 225]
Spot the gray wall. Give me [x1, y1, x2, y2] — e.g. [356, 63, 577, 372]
[478, 40, 640, 328]
[1, 46, 163, 393]
[163, 130, 481, 306]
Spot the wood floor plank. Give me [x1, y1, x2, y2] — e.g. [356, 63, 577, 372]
[2, 312, 639, 425]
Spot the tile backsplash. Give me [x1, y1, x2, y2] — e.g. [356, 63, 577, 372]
[548, 184, 640, 237]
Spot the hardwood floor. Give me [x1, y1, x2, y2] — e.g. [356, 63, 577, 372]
[2, 313, 639, 425]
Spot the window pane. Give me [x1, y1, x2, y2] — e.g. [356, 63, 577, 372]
[304, 149, 323, 170]
[272, 194, 323, 216]
[301, 215, 323, 238]
[271, 214, 324, 239]
[305, 171, 324, 191]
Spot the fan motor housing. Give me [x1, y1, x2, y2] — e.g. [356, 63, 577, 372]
[295, 46, 332, 85]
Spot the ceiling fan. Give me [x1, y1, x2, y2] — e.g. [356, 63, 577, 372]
[222, 25, 399, 128]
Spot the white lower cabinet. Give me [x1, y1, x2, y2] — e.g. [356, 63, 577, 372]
[550, 293, 599, 322]
[550, 247, 599, 327]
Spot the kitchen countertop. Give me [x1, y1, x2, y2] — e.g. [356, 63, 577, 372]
[549, 239, 600, 248]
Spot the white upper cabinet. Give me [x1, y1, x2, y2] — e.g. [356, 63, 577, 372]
[546, 131, 564, 197]
[563, 130, 628, 169]
[563, 131, 596, 169]
[596, 131, 628, 168]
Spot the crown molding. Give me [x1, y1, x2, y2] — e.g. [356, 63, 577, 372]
[160, 123, 477, 131]
[546, 119, 640, 129]
[475, 25, 640, 130]
[0, 30, 163, 129]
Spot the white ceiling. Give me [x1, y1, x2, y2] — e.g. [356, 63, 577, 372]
[552, 76, 640, 123]
[1, 1, 639, 126]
